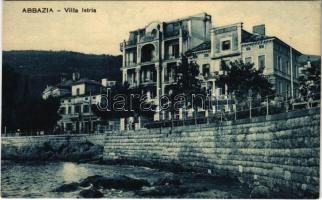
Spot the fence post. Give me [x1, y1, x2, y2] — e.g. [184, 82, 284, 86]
[249, 97, 252, 119]
[182, 109, 185, 127]
[248, 89, 252, 119]
[266, 97, 269, 116]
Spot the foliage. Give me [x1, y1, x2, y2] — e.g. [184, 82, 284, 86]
[91, 82, 156, 121]
[3, 50, 122, 99]
[298, 61, 321, 100]
[2, 64, 61, 133]
[216, 60, 274, 101]
[2, 63, 20, 131]
[166, 55, 206, 111]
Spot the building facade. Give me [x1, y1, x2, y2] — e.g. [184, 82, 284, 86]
[120, 13, 212, 122]
[57, 78, 119, 133]
[189, 22, 302, 98]
[120, 13, 307, 129]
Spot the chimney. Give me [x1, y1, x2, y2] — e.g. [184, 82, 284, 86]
[101, 78, 108, 87]
[252, 24, 265, 36]
[61, 73, 67, 83]
[72, 72, 80, 81]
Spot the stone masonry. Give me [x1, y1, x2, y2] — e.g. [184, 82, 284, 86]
[2, 108, 320, 197]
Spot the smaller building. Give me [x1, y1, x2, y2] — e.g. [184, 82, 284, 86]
[42, 85, 70, 100]
[41, 72, 78, 100]
[188, 22, 303, 99]
[56, 77, 119, 134]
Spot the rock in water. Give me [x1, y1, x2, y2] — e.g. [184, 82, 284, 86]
[52, 182, 79, 192]
[250, 185, 270, 198]
[79, 189, 103, 198]
[79, 175, 150, 190]
[153, 175, 183, 186]
[136, 185, 208, 197]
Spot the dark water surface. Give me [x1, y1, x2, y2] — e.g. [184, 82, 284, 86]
[1, 161, 251, 198]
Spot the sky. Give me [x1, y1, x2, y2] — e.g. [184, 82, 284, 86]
[3, 1, 321, 56]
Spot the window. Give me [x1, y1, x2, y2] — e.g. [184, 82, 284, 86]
[76, 88, 80, 96]
[168, 43, 179, 58]
[75, 105, 81, 113]
[68, 106, 72, 114]
[204, 53, 209, 57]
[173, 44, 179, 58]
[246, 47, 251, 51]
[202, 64, 210, 77]
[220, 60, 230, 71]
[60, 107, 66, 115]
[277, 56, 282, 71]
[277, 81, 283, 95]
[221, 40, 231, 51]
[245, 57, 252, 64]
[259, 45, 264, 49]
[258, 55, 265, 69]
[83, 105, 89, 113]
[286, 61, 290, 75]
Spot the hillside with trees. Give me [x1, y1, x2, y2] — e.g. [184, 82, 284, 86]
[2, 50, 122, 133]
[3, 50, 122, 97]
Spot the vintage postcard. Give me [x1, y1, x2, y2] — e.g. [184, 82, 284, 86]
[1, 1, 321, 199]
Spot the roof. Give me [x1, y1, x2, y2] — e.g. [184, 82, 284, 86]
[241, 31, 302, 55]
[187, 41, 211, 54]
[72, 78, 102, 86]
[56, 79, 74, 88]
[242, 33, 275, 43]
[298, 54, 321, 64]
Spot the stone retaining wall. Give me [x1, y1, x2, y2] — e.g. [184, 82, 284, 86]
[2, 108, 320, 197]
[103, 108, 320, 197]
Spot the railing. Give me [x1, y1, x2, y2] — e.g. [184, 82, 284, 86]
[144, 91, 320, 129]
[140, 35, 158, 43]
[120, 40, 137, 50]
[164, 54, 180, 60]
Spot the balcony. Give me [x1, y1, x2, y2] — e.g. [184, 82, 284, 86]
[164, 29, 180, 38]
[61, 113, 79, 119]
[124, 62, 137, 68]
[140, 58, 158, 66]
[140, 35, 158, 43]
[164, 54, 180, 61]
[140, 80, 156, 85]
[164, 76, 176, 84]
[202, 72, 220, 80]
[120, 40, 137, 51]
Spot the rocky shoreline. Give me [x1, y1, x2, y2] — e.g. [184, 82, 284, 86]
[1, 140, 103, 162]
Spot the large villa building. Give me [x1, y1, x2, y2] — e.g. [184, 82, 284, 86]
[44, 12, 312, 133]
[120, 13, 212, 106]
[120, 12, 302, 127]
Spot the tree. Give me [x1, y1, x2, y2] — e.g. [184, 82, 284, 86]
[166, 55, 206, 126]
[217, 60, 274, 102]
[92, 82, 156, 128]
[298, 61, 321, 101]
[2, 64, 20, 133]
[15, 97, 61, 134]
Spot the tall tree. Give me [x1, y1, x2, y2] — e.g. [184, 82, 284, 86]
[298, 61, 321, 100]
[166, 55, 206, 124]
[92, 82, 156, 125]
[217, 60, 274, 101]
[2, 64, 20, 132]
